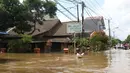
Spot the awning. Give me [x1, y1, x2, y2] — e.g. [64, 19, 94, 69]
[31, 37, 72, 43]
[0, 34, 21, 39]
[31, 41, 44, 43]
[0, 32, 8, 35]
[51, 38, 71, 43]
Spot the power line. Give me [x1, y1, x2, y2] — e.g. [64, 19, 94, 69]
[94, 0, 112, 19]
[84, 0, 110, 19]
[88, 0, 106, 16]
[58, 0, 74, 4]
[84, 9, 98, 30]
[65, 0, 77, 5]
[84, 0, 101, 15]
[58, 6, 76, 12]
[89, 0, 111, 19]
[54, 0, 77, 19]
[85, 9, 98, 25]
[86, 6, 99, 15]
[85, 2, 109, 31]
[57, 9, 73, 21]
[65, 0, 79, 4]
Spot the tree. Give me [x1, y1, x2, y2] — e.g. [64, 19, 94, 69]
[75, 38, 89, 48]
[89, 31, 109, 51]
[116, 39, 122, 43]
[23, 0, 57, 34]
[124, 35, 130, 43]
[0, 0, 57, 34]
[111, 38, 119, 47]
[0, 0, 23, 31]
[0, 0, 34, 33]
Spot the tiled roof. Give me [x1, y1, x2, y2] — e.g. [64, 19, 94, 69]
[8, 19, 61, 36]
[53, 22, 71, 36]
[30, 19, 60, 36]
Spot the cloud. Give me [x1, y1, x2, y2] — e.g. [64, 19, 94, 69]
[19, 0, 130, 41]
[102, 0, 130, 40]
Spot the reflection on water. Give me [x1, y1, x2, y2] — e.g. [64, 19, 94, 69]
[0, 49, 129, 73]
[105, 49, 130, 73]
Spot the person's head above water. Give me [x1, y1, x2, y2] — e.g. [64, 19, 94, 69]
[76, 48, 80, 53]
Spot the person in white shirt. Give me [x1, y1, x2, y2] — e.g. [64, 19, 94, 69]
[76, 48, 84, 58]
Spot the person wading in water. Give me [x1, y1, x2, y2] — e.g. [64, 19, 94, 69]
[76, 48, 84, 58]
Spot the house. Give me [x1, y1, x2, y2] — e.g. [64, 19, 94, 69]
[0, 32, 8, 51]
[30, 19, 73, 52]
[62, 16, 106, 38]
[83, 16, 105, 33]
[63, 21, 84, 37]
[0, 32, 22, 52]
[3, 16, 106, 53]
[7, 19, 73, 53]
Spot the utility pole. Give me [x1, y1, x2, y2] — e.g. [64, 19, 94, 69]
[108, 19, 111, 39]
[77, 4, 79, 22]
[73, 32, 76, 54]
[106, 19, 112, 66]
[81, 1, 85, 37]
[77, 4, 81, 38]
[107, 19, 112, 47]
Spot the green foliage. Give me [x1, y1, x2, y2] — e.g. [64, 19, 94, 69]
[89, 31, 109, 51]
[72, 37, 89, 53]
[0, 0, 57, 34]
[71, 31, 109, 52]
[43, 1, 57, 17]
[0, 0, 22, 31]
[115, 39, 122, 43]
[23, 0, 57, 34]
[68, 45, 74, 53]
[8, 34, 32, 53]
[124, 35, 130, 43]
[21, 34, 32, 43]
[0, 0, 33, 33]
[8, 39, 23, 49]
[75, 38, 89, 48]
[111, 38, 120, 47]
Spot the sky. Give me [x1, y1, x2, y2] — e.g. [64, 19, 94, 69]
[19, 0, 130, 41]
[56, 0, 130, 41]
[102, 0, 130, 41]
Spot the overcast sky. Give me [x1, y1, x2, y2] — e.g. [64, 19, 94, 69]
[20, 0, 130, 41]
[56, 0, 130, 41]
[102, 0, 130, 41]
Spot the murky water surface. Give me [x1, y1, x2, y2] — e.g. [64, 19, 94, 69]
[0, 49, 130, 73]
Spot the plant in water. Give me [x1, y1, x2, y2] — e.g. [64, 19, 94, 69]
[8, 34, 32, 53]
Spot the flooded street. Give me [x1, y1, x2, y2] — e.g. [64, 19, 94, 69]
[0, 49, 130, 73]
[105, 49, 130, 73]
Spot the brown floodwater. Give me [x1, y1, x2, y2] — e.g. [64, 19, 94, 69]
[0, 49, 129, 73]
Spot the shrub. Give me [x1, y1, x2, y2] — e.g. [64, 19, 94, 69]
[89, 31, 109, 51]
[8, 34, 32, 53]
